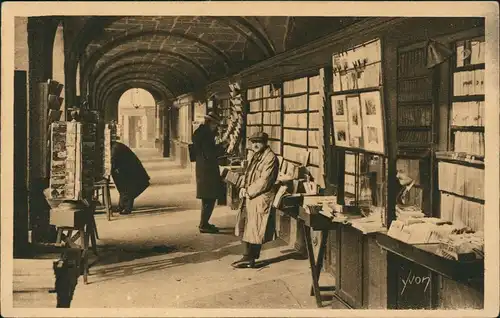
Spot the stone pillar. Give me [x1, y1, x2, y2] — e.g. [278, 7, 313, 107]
[27, 17, 59, 243]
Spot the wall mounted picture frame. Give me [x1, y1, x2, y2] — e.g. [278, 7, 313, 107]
[360, 91, 385, 154]
[346, 95, 363, 147]
[331, 95, 348, 122]
[333, 121, 350, 147]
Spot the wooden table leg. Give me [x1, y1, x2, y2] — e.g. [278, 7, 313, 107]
[303, 222, 323, 308]
[310, 230, 329, 296]
[104, 181, 112, 221]
[80, 229, 88, 285]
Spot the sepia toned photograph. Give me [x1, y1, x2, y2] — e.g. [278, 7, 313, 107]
[1, 2, 499, 318]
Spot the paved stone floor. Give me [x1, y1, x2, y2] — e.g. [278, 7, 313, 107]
[13, 148, 336, 309]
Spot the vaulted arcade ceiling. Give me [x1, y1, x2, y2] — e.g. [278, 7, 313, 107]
[72, 16, 367, 104]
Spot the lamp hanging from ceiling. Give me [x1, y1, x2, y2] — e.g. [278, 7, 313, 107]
[426, 38, 454, 69]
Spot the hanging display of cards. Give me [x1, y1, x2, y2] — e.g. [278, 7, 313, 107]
[103, 124, 116, 178]
[223, 82, 245, 154]
[330, 38, 386, 155]
[49, 121, 97, 201]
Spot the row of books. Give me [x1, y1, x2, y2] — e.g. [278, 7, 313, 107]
[249, 100, 262, 113]
[345, 153, 357, 174]
[308, 130, 320, 147]
[397, 130, 432, 144]
[263, 85, 282, 98]
[307, 166, 322, 185]
[262, 125, 281, 140]
[309, 148, 321, 166]
[262, 112, 281, 125]
[283, 144, 309, 164]
[451, 101, 485, 126]
[438, 233, 484, 261]
[438, 161, 484, 200]
[283, 77, 308, 95]
[398, 77, 433, 102]
[398, 47, 429, 79]
[280, 158, 300, 179]
[456, 38, 485, 67]
[283, 95, 308, 112]
[453, 131, 485, 157]
[397, 105, 432, 127]
[269, 140, 281, 155]
[246, 126, 262, 140]
[284, 129, 308, 146]
[309, 112, 320, 129]
[396, 158, 421, 185]
[284, 113, 308, 128]
[247, 86, 264, 100]
[246, 113, 262, 126]
[309, 75, 321, 93]
[263, 97, 281, 111]
[388, 218, 467, 245]
[453, 69, 485, 96]
[440, 193, 484, 232]
[333, 62, 382, 92]
[309, 94, 321, 111]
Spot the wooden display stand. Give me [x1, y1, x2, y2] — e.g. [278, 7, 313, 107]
[52, 203, 99, 285]
[94, 178, 112, 221]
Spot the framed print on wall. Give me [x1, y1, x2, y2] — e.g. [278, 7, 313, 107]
[333, 121, 350, 147]
[331, 95, 348, 122]
[360, 91, 385, 154]
[346, 95, 363, 148]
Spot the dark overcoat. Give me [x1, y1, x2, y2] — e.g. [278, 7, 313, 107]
[111, 142, 150, 199]
[192, 124, 225, 199]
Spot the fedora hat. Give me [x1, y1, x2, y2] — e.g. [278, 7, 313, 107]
[204, 111, 222, 124]
[249, 131, 268, 143]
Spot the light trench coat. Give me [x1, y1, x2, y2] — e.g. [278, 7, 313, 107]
[237, 146, 279, 245]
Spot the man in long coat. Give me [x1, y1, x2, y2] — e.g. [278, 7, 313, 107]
[111, 141, 150, 215]
[192, 112, 226, 233]
[232, 132, 279, 268]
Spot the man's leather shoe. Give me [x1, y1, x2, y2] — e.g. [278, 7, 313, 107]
[231, 257, 255, 268]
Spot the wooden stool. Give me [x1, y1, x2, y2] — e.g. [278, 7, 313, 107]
[94, 178, 112, 221]
[54, 206, 99, 285]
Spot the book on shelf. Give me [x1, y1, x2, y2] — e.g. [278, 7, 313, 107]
[438, 161, 484, 200]
[398, 77, 433, 102]
[398, 47, 428, 78]
[397, 104, 432, 127]
[283, 77, 308, 95]
[247, 86, 263, 100]
[440, 192, 484, 232]
[308, 94, 321, 111]
[453, 69, 485, 96]
[453, 131, 485, 157]
[309, 148, 321, 166]
[246, 113, 263, 126]
[283, 144, 308, 164]
[283, 95, 308, 112]
[451, 101, 484, 126]
[269, 141, 281, 155]
[397, 130, 432, 144]
[262, 112, 281, 125]
[308, 130, 319, 147]
[263, 97, 281, 111]
[283, 129, 307, 146]
[262, 126, 281, 140]
[309, 75, 321, 93]
[284, 113, 308, 128]
[308, 112, 320, 129]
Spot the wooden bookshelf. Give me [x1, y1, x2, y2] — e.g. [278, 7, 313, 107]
[246, 84, 282, 155]
[437, 35, 486, 232]
[397, 46, 434, 146]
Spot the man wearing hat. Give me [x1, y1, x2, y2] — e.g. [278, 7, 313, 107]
[232, 131, 279, 268]
[192, 111, 227, 233]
